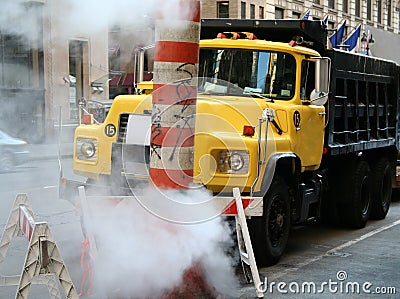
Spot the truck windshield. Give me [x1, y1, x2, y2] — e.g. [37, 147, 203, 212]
[198, 48, 296, 100]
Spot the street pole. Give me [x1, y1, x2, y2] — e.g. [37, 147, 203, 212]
[150, 2, 222, 297]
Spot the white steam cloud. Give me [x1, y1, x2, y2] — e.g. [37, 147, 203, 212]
[0, 0, 42, 44]
[59, 0, 198, 38]
[0, 0, 198, 45]
[83, 186, 239, 298]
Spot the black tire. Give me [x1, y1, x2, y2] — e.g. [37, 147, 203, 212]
[320, 163, 342, 226]
[392, 188, 400, 202]
[340, 160, 371, 228]
[370, 158, 392, 220]
[249, 176, 290, 266]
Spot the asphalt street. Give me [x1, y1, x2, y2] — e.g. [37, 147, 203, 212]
[0, 155, 399, 298]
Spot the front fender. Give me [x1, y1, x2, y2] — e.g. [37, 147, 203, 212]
[253, 152, 299, 198]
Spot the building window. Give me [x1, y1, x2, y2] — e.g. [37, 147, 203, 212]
[342, 0, 348, 13]
[275, 7, 284, 19]
[108, 44, 120, 73]
[367, 0, 372, 20]
[0, 3, 45, 142]
[109, 22, 120, 33]
[387, 0, 392, 26]
[0, 6, 43, 90]
[314, 0, 320, 4]
[377, 0, 382, 23]
[217, 1, 229, 18]
[292, 12, 301, 19]
[241, 2, 246, 19]
[0, 35, 37, 89]
[355, 0, 361, 17]
[259, 6, 264, 19]
[328, 0, 335, 9]
[69, 40, 87, 120]
[250, 4, 255, 19]
[327, 21, 335, 29]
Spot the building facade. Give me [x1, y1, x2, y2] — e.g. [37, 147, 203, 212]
[0, 0, 399, 142]
[0, 0, 109, 142]
[42, 0, 109, 142]
[203, 0, 400, 35]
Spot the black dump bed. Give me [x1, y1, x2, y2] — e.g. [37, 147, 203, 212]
[326, 49, 399, 155]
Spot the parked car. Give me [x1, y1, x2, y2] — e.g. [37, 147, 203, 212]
[0, 130, 30, 172]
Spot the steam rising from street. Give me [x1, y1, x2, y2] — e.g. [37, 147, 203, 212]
[84, 186, 238, 297]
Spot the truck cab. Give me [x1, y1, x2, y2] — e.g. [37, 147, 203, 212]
[195, 37, 326, 193]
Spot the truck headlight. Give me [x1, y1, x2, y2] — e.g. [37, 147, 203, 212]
[76, 138, 98, 160]
[81, 142, 96, 157]
[230, 152, 244, 171]
[218, 150, 249, 174]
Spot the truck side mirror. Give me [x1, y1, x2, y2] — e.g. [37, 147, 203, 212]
[311, 57, 331, 106]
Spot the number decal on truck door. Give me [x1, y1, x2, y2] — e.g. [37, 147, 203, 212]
[104, 124, 116, 137]
[293, 111, 301, 128]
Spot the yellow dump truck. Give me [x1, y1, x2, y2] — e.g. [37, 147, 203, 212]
[61, 19, 400, 266]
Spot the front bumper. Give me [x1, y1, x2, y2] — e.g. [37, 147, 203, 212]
[211, 194, 263, 216]
[60, 176, 263, 217]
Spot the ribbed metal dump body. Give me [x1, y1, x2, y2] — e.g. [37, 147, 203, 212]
[326, 49, 399, 155]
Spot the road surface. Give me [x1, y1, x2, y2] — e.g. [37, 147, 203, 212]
[0, 158, 399, 298]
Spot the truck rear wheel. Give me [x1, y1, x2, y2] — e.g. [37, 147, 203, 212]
[392, 188, 400, 201]
[370, 158, 392, 220]
[250, 176, 290, 266]
[340, 160, 371, 228]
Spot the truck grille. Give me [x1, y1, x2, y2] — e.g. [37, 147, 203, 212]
[117, 113, 129, 142]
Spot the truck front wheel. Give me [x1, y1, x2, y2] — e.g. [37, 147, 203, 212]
[250, 176, 290, 266]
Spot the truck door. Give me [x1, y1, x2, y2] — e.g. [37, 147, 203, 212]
[297, 59, 325, 169]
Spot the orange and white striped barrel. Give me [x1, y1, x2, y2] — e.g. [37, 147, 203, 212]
[150, 0, 200, 189]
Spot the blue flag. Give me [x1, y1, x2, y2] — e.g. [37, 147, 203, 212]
[323, 15, 328, 25]
[301, 9, 310, 20]
[329, 20, 346, 48]
[344, 25, 361, 52]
